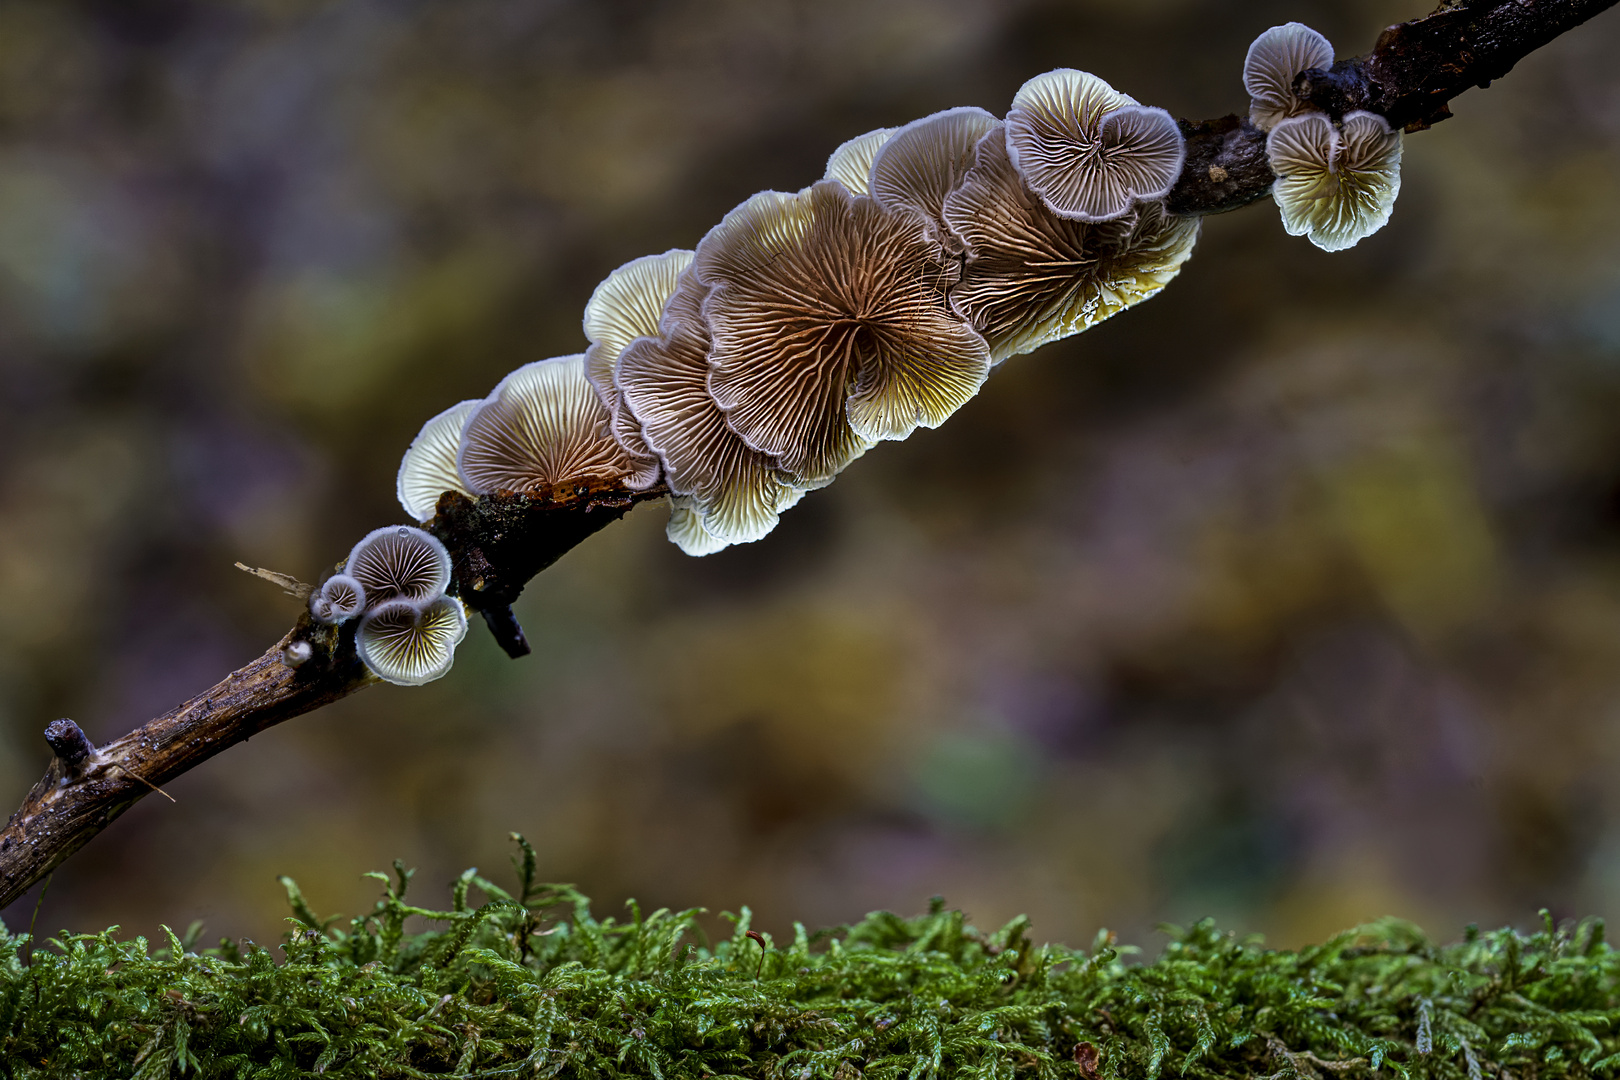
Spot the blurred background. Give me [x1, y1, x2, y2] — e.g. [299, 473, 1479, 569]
[2, 0, 1619, 953]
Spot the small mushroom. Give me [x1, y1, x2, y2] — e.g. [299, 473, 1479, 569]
[868, 107, 1002, 249]
[1243, 22, 1334, 131]
[346, 525, 452, 605]
[1266, 110, 1402, 252]
[824, 127, 898, 196]
[615, 267, 804, 548]
[309, 573, 367, 624]
[356, 595, 469, 687]
[582, 249, 694, 489]
[396, 399, 479, 522]
[458, 354, 634, 495]
[696, 181, 991, 481]
[1004, 69, 1184, 223]
[942, 129, 1200, 362]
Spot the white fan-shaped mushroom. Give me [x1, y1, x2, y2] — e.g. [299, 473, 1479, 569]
[1004, 69, 1184, 223]
[824, 127, 898, 196]
[310, 573, 366, 624]
[1243, 22, 1335, 131]
[396, 399, 479, 522]
[346, 525, 452, 605]
[868, 107, 1002, 248]
[356, 596, 469, 687]
[1267, 110, 1402, 252]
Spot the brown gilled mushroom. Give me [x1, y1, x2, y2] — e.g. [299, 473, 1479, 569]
[582, 249, 694, 488]
[396, 399, 479, 522]
[346, 525, 452, 605]
[457, 353, 634, 495]
[1243, 22, 1335, 131]
[824, 127, 898, 196]
[615, 268, 805, 550]
[943, 129, 1200, 363]
[1004, 69, 1184, 223]
[696, 181, 991, 482]
[868, 107, 1002, 249]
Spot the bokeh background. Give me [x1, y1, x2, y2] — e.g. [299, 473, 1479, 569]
[2, 0, 1620, 953]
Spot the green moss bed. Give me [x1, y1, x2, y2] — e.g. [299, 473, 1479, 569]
[4, 838, 1618, 1079]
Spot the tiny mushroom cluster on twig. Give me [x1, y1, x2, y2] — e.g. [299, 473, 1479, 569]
[336, 25, 1404, 688]
[1245, 23, 1404, 251]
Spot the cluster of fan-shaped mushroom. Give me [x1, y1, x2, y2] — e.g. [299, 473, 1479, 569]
[1244, 22, 1404, 252]
[324, 43, 1410, 688]
[308, 526, 469, 686]
[394, 68, 1200, 562]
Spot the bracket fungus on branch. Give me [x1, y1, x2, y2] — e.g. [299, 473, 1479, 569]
[1267, 109, 1404, 251]
[2, 0, 1613, 913]
[1244, 22, 1337, 131]
[396, 400, 479, 523]
[1005, 69, 1185, 223]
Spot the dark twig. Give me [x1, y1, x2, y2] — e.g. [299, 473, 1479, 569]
[0, 0, 1612, 911]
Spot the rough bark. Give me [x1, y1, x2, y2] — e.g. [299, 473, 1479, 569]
[1, 0, 1614, 911]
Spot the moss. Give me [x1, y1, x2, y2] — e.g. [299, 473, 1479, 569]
[2, 837, 1617, 1079]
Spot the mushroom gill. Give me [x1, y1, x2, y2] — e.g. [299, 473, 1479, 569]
[824, 127, 898, 197]
[396, 399, 480, 522]
[356, 595, 469, 687]
[1243, 22, 1335, 131]
[582, 249, 694, 488]
[346, 525, 452, 605]
[614, 267, 804, 551]
[943, 129, 1200, 363]
[868, 107, 1002, 250]
[1267, 110, 1402, 252]
[458, 354, 635, 495]
[1004, 69, 1184, 223]
[695, 181, 991, 482]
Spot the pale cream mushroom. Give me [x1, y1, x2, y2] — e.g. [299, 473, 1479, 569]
[1267, 110, 1402, 252]
[868, 107, 1002, 248]
[824, 127, 898, 196]
[1243, 22, 1335, 131]
[696, 181, 991, 482]
[1004, 69, 1184, 223]
[396, 399, 479, 522]
[615, 267, 804, 551]
[582, 249, 693, 488]
[356, 595, 469, 687]
[458, 354, 635, 495]
[346, 525, 452, 605]
[943, 131, 1200, 363]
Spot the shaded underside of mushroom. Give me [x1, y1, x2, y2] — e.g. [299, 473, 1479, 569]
[944, 130, 1200, 362]
[868, 107, 1002, 249]
[824, 127, 898, 196]
[1243, 22, 1335, 131]
[346, 525, 452, 604]
[582, 249, 693, 489]
[396, 399, 480, 522]
[615, 268, 803, 550]
[1004, 69, 1182, 223]
[696, 181, 990, 481]
[310, 573, 366, 624]
[458, 353, 634, 495]
[1267, 110, 1402, 252]
[356, 595, 469, 687]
